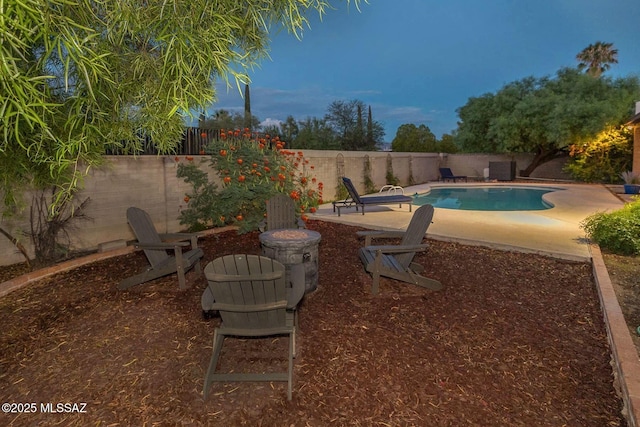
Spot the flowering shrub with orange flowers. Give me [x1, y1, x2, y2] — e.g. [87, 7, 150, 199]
[177, 129, 323, 233]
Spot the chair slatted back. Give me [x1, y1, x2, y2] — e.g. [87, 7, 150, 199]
[205, 255, 287, 330]
[341, 177, 363, 204]
[439, 168, 454, 179]
[127, 207, 170, 267]
[266, 194, 299, 231]
[395, 204, 435, 268]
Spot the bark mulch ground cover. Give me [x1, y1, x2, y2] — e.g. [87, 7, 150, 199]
[0, 220, 626, 426]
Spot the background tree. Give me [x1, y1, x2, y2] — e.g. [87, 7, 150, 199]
[391, 124, 437, 152]
[325, 99, 384, 150]
[577, 41, 619, 78]
[291, 117, 340, 149]
[280, 116, 300, 143]
[438, 133, 459, 153]
[455, 68, 639, 176]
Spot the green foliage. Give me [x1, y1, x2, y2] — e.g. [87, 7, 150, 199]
[438, 133, 459, 153]
[177, 133, 323, 233]
[325, 99, 384, 150]
[455, 68, 640, 176]
[565, 126, 633, 183]
[335, 179, 349, 200]
[391, 125, 459, 153]
[581, 200, 640, 255]
[392, 124, 437, 152]
[363, 157, 375, 193]
[385, 156, 399, 186]
[289, 117, 340, 149]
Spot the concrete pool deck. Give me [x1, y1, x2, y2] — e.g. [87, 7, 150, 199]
[312, 181, 640, 425]
[312, 181, 625, 261]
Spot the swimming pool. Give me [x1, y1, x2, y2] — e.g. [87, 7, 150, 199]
[412, 186, 559, 211]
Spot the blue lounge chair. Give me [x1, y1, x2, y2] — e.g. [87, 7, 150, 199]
[439, 168, 467, 183]
[332, 177, 413, 216]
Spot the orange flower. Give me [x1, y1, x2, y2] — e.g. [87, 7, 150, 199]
[223, 176, 232, 184]
[200, 132, 207, 138]
[301, 214, 309, 222]
[236, 214, 243, 221]
[219, 149, 227, 156]
[264, 166, 271, 172]
[186, 156, 194, 161]
[238, 175, 246, 182]
[183, 196, 190, 203]
[310, 207, 317, 213]
[237, 158, 243, 165]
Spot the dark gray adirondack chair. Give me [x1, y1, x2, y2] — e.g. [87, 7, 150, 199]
[259, 193, 305, 232]
[332, 177, 413, 216]
[357, 204, 443, 294]
[202, 254, 305, 401]
[118, 207, 203, 290]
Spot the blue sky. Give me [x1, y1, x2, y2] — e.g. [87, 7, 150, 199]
[205, 0, 640, 141]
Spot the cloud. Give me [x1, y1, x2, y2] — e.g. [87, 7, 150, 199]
[260, 118, 283, 130]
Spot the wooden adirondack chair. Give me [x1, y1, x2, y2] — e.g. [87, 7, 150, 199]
[259, 193, 305, 232]
[357, 204, 443, 294]
[118, 207, 203, 290]
[202, 254, 305, 401]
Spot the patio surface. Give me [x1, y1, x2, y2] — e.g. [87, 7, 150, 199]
[311, 181, 625, 261]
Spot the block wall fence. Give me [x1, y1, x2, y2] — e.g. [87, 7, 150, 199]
[0, 151, 570, 266]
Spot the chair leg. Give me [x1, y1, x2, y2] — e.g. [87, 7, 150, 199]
[287, 331, 294, 401]
[372, 251, 382, 294]
[203, 329, 225, 400]
[372, 272, 380, 295]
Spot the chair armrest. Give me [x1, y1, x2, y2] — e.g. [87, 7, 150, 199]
[364, 244, 430, 254]
[211, 300, 288, 312]
[287, 263, 306, 309]
[159, 233, 200, 247]
[135, 241, 190, 250]
[207, 271, 283, 282]
[356, 230, 405, 246]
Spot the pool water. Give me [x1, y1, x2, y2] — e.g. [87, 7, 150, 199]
[412, 186, 557, 211]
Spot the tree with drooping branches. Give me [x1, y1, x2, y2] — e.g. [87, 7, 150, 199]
[0, 0, 362, 264]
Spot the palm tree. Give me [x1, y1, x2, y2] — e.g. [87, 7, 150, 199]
[576, 41, 618, 78]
